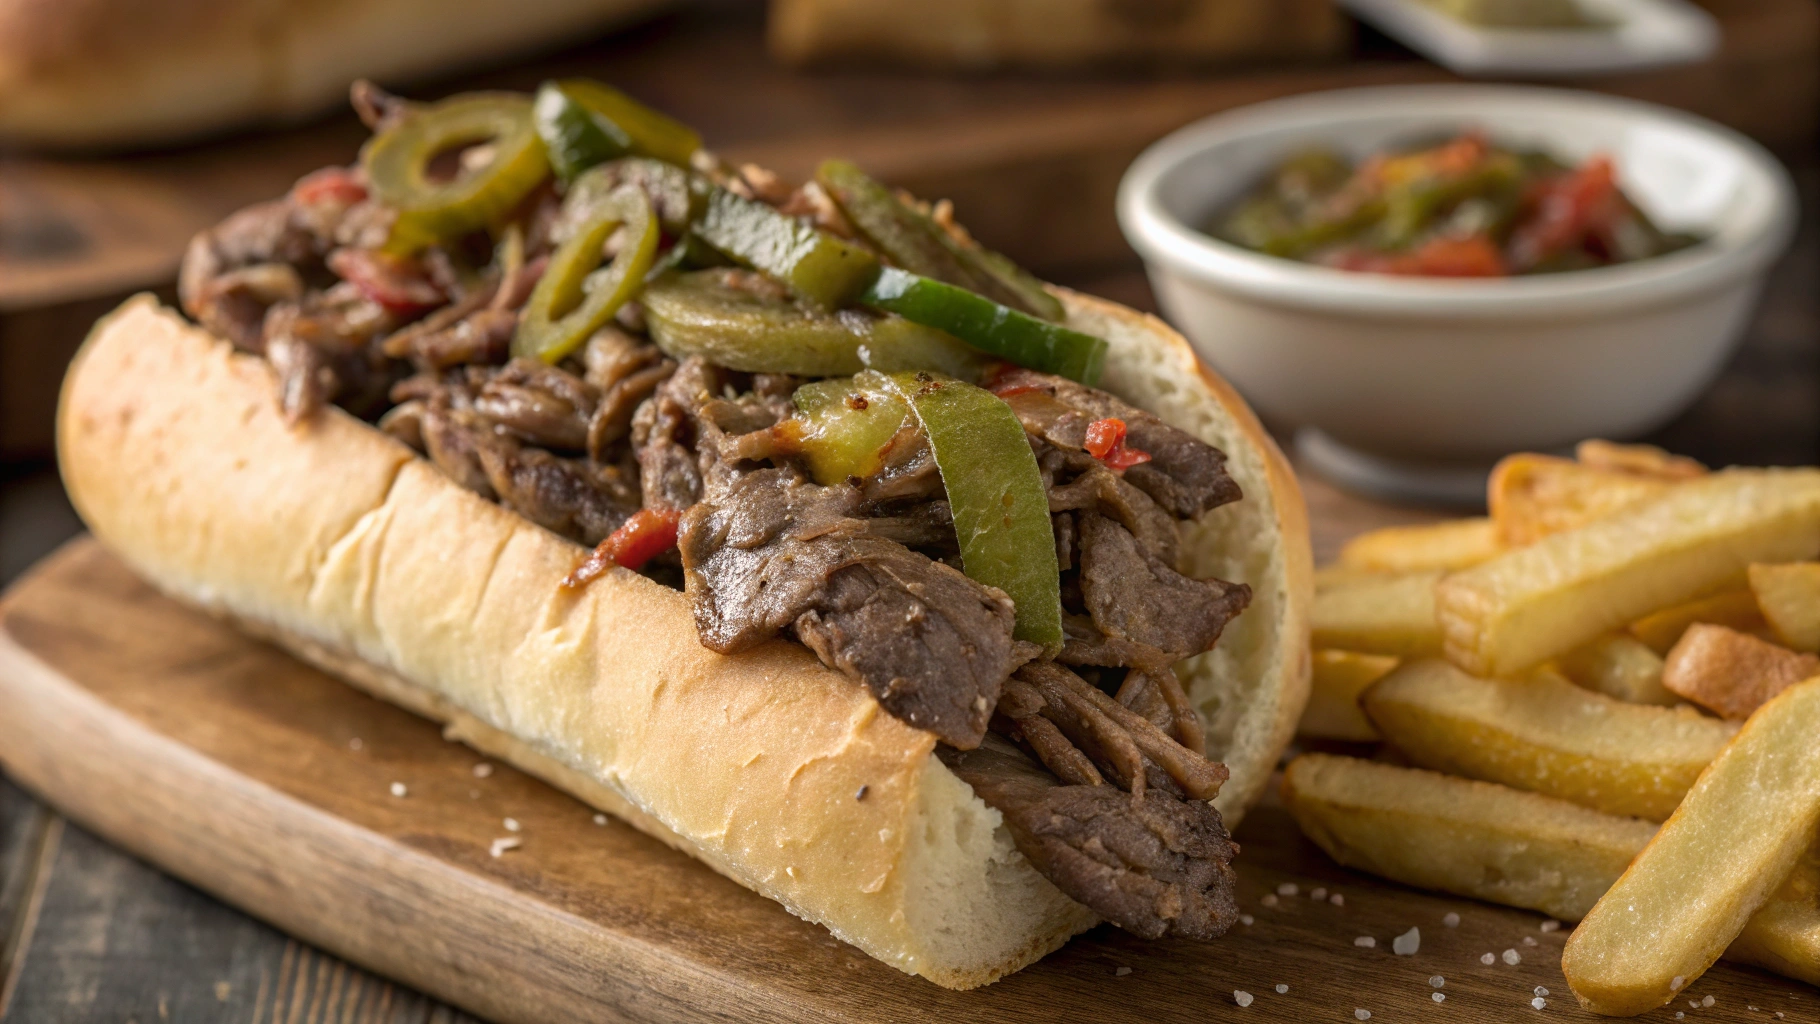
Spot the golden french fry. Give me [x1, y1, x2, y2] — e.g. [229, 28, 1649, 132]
[1361, 659, 1735, 821]
[1311, 571, 1443, 658]
[1337, 518, 1501, 573]
[1283, 753, 1820, 986]
[1563, 676, 1820, 1016]
[1555, 632, 1678, 707]
[1436, 469, 1820, 678]
[1282, 753, 1657, 922]
[1575, 440, 1707, 480]
[1488, 453, 1676, 547]
[1661, 623, 1820, 720]
[1314, 563, 1386, 591]
[1629, 589, 1768, 654]
[1751, 562, 1820, 653]
[1299, 650, 1399, 741]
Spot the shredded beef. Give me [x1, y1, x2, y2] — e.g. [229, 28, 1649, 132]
[939, 736, 1238, 940]
[1076, 512, 1250, 661]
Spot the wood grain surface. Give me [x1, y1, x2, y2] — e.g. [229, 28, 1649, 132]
[0, 539, 1813, 1023]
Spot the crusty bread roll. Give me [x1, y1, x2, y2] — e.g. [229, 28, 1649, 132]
[57, 291, 1310, 988]
[0, 0, 669, 149]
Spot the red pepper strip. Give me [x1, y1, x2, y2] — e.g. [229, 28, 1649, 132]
[1084, 417, 1152, 471]
[292, 166, 369, 208]
[1322, 233, 1506, 278]
[1509, 155, 1619, 271]
[562, 507, 681, 588]
[326, 248, 445, 314]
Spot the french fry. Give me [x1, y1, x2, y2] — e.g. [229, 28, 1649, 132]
[1563, 676, 1820, 1016]
[1751, 561, 1820, 652]
[1282, 753, 1820, 986]
[1575, 440, 1707, 480]
[1488, 453, 1676, 547]
[1436, 469, 1820, 678]
[1661, 624, 1820, 719]
[1314, 563, 1385, 591]
[1299, 650, 1399, 741]
[1361, 659, 1735, 821]
[1628, 589, 1768, 654]
[1311, 570, 1443, 657]
[1336, 518, 1501, 573]
[1282, 753, 1658, 922]
[1555, 633, 1678, 707]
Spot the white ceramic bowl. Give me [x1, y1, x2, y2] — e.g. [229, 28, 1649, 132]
[1118, 85, 1797, 479]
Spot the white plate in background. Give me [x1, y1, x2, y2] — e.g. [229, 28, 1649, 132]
[1338, 0, 1720, 76]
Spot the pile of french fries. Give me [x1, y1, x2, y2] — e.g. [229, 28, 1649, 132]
[1289, 441, 1820, 1015]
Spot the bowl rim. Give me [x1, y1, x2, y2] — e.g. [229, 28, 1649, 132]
[1117, 83, 1799, 320]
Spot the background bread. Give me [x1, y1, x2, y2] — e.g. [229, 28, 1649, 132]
[0, 0, 670, 149]
[57, 291, 1307, 986]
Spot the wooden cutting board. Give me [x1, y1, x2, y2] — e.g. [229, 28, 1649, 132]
[0, 538, 1810, 1023]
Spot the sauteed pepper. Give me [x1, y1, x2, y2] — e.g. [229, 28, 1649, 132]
[642, 269, 985, 379]
[513, 185, 658, 363]
[882, 371, 1064, 654]
[363, 92, 550, 254]
[788, 375, 914, 485]
[533, 80, 702, 182]
[863, 268, 1106, 385]
[693, 187, 881, 309]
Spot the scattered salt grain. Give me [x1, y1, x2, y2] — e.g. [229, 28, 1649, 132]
[1311, 887, 1328, 901]
[1672, 976, 1686, 991]
[390, 782, 407, 798]
[1432, 993, 1446, 1003]
[1233, 990, 1253, 1007]
[1751, 1006, 1761, 1012]
[593, 813, 609, 826]
[1240, 914, 1255, 926]
[1534, 987, 1549, 997]
[1443, 912, 1461, 928]
[1278, 883, 1299, 897]
[1481, 953, 1496, 965]
[1523, 936, 1538, 946]
[1703, 996, 1715, 1008]
[1503, 949, 1522, 965]
[349, 738, 363, 751]
[1393, 927, 1421, 955]
[1331, 893, 1346, 907]
[489, 836, 521, 857]
[1261, 894, 1280, 907]
[1532, 997, 1547, 1010]
[503, 817, 521, 833]
[1355, 936, 1377, 948]
[472, 763, 494, 779]
[1677, 1013, 1685, 1019]
[1690, 1000, 1702, 1009]
[1539, 919, 1561, 933]
[1276, 985, 1288, 994]
[1115, 967, 1132, 977]
[1429, 976, 1445, 988]
[1355, 1009, 1371, 1020]
[1777, 1012, 1786, 1019]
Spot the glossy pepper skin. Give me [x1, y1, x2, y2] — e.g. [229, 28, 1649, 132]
[362, 92, 550, 255]
[882, 371, 1064, 654]
[863, 268, 1106, 386]
[692, 187, 881, 309]
[532, 80, 702, 182]
[512, 185, 659, 364]
[562, 507, 682, 588]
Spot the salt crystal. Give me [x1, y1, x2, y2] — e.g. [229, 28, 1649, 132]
[1443, 912, 1461, 928]
[1532, 997, 1547, 1010]
[1703, 996, 1715, 1008]
[348, 738, 363, 751]
[1481, 953, 1496, 965]
[1276, 985, 1288, 994]
[1430, 976, 1445, 988]
[593, 813, 609, 826]
[1115, 967, 1132, 977]
[503, 817, 521, 833]
[1690, 1000, 1702, 1009]
[1677, 1014, 1685, 1020]
[489, 836, 521, 857]
[1535, 987, 1549, 997]
[473, 763, 494, 779]
[1278, 882, 1299, 897]
[1523, 936, 1538, 946]
[1393, 927, 1421, 955]
[1356, 1010, 1371, 1020]
[1261, 894, 1279, 907]
[1311, 887, 1328, 901]
[1751, 1006, 1761, 1012]
[1355, 936, 1376, 948]
[1539, 919, 1561, 933]
[1671, 976, 1686, 991]
[1240, 914, 1255, 926]
[1233, 991, 1253, 1007]
[1331, 893, 1346, 907]
[390, 782, 407, 798]
[1503, 949, 1522, 965]
[1433, 993, 1446, 1003]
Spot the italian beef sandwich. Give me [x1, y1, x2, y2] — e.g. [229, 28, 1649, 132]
[56, 80, 1312, 988]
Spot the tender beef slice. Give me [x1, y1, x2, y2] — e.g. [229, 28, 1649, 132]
[391, 304, 517, 372]
[858, 501, 956, 553]
[1045, 458, 1179, 569]
[473, 358, 600, 452]
[680, 468, 1015, 748]
[631, 358, 724, 511]
[262, 288, 403, 422]
[939, 737, 1238, 940]
[997, 368, 1242, 518]
[1076, 513, 1250, 661]
[180, 198, 326, 350]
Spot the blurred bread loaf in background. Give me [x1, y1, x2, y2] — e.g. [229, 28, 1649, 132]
[769, 0, 1348, 69]
[0, 0, 670, 150]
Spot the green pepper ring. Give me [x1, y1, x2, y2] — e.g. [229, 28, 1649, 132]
[363, 92, 550, 255]
[512, 185, 659, 365]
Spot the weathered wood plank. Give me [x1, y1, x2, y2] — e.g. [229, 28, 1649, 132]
[0, 774, 53, 1018]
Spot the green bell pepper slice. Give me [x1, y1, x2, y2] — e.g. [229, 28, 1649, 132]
[863, 268, 1106, 385]
[788, 375, 915, 485]
[880, 370, 1063, 654]
[692, 187, 880, 309]
[512, 185, 658, 364]
[642, 269, 986, 379]
[533, 81, 703, 182]
[363, 92, 550, 255]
